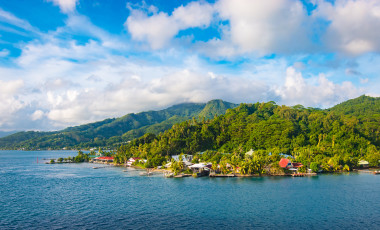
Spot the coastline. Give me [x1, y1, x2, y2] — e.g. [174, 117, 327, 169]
[39, 151, 380, 178]
[89, 161, 380, 177]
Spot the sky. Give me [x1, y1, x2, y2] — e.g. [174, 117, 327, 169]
[0, 0, 379, 131]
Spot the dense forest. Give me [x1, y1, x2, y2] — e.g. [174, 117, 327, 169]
[113, 95, 380, 173]
[0, 100, 237, 149]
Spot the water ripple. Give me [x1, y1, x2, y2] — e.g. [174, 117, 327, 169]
[0, 150, 379, 229]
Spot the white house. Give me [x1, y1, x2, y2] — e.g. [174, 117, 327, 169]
[358, 160, 369, 168]
[126, 157, 141, 167]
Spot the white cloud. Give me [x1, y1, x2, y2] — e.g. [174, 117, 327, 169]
[172, 2, 214, 28]
[275, 67, 363, 108]
[125, 1, 214, 49]
[209, 0, 311, 57]
[367, 93, 380, 97]
[125, 0, 380, 57]
[47, 0, 78, 14]
[64, 15, 127, 50]
[315, 0, 380, 55]
[1, 0, 378, 132]
[126, 11, 179, 49]
[39, 69, 272, 125]
[0, 8, 39, 34]
[31, 110, 44, 121]
[0, 80, 25, 126]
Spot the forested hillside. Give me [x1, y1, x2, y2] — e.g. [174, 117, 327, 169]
[114, 96, 380, 171]
[0, 100, 237, 149]
[328, 95, 380, 117]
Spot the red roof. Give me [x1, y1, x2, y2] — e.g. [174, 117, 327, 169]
[279, 158, 291, 168]
[97, 157, 114, 160]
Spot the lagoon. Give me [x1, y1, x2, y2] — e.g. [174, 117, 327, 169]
[0, 150, 379, 229]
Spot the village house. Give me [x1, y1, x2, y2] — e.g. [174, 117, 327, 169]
[279, 158, 303, 171]
[358, 160, 369, 168]
[169, 154, 194, 168]
[93, 156, 114, 163]
[126, 157, 141, 167]
[189, 163, 212, 176]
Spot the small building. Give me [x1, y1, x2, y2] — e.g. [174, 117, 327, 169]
[94, 156, 114, 163]
[165, 160, 193, 169]
[279, 158, 292, 168]
[279, 158, 303, 170]
[172, 154, 193, 162]
[189, 163, 211, 176]
[358, 160, 369, 168]
[126, 157, 141, 167]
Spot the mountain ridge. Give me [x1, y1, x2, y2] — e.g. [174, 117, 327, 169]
[1, 95, 379, 150]
[0, 99, 238, 149]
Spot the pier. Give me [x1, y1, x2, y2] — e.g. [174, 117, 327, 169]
[209, 173, 236, 177]
[292, 173, 317, 177]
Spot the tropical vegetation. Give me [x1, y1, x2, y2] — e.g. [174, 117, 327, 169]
[112, 95, 380, 174]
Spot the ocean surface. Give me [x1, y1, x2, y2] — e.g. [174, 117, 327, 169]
[0, 150, 379, 230]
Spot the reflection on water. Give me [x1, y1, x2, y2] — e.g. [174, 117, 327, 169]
[0, 150, 379, 229]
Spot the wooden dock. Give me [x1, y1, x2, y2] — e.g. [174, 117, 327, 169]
[209, 174, 236, 177]
[292, 173, 317, 177]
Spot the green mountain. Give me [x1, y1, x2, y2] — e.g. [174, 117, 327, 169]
[328, 95, 380, 117]
[0, 100, 237, 150]
[114, 95, 380, 169]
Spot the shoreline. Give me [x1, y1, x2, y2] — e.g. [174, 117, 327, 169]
[94, 162, 380, 177]
[45, 157, 380, 178]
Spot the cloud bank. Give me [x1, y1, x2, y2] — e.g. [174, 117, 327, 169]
[0, 0, 379, 131]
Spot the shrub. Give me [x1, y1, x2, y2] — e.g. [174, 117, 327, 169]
[310, 162, 319, 173]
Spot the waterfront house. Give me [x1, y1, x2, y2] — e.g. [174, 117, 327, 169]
[358, 160, 369, 168]
[171, 154, 193, 168]
[165, 159, 193, 169]
[127, 157, 141, 167]
[94, 156, 114, 163]
[279, 158, 303, 170]
[189, 163, 212, 174]
[189, 163, 212, 177]
[279, 158, 292, 168]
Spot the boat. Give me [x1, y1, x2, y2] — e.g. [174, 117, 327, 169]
[93, 167, 99, 169]
[373, 171, 380, 175]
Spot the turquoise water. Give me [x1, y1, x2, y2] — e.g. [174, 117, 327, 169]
[0, 150, 379, 229]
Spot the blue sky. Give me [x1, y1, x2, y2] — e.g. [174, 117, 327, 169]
[0, 0, 379, 131]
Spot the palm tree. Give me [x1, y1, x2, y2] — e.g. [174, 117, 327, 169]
[211, 161, 219, 174]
